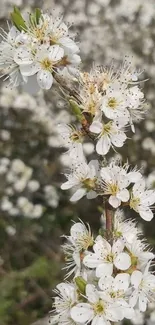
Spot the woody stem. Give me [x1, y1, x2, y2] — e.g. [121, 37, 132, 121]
[105, 202, 114, 242]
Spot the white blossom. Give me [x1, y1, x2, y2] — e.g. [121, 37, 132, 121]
[71, 284, 124, 324]
[83, 237, 131, 277]
[18, 44, 64, 89]
[90, 120, 127, 155]
[130, 179, 155, 221]
[100, 161, 142, 208]
[53, 282, 77, 318]
[61, 160, 99, 202]
[58, 124, 84, 159]
[113, 210, 141, 244]
[98, 273, 134, 319]
[130, 265, 155, 312]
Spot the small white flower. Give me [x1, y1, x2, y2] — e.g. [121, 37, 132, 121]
[19, 44, 64, 89]
[71, 284, 124, 324]
[101, 82, 130, 122]
[61, 160, 99, 202]
[83, 237, 131, 277]
[126, 239, 154, 270]
[113, 210, 141, 244]
[126, 86, 145, 132]
[90, 120, 127, 155]
[130, 179, 155, 221]
[67, 221, 94, 251]
[100, 161, 141, 208]
[63, 221, 93, 279]
[53, 282, 77, 317]
[58, 124, 84, 160]
[130, 265, 155, 312]
[0, 27, 28, 87]
[62, 243, 82, 278]
[98, 273, 134, 319]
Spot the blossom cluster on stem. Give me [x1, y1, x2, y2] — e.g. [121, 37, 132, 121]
[50, 217, 155, 325]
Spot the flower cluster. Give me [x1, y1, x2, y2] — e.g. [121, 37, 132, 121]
[0, 8, 80, 90]
[58, 61, 146, 158]
[61, 159, 155, 221]
[0, 157, 59, 218]
[51, 216, 155, 325]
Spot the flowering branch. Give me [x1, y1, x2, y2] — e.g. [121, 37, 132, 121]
[0, 6, 155, 325]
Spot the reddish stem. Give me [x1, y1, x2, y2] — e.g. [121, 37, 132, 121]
[105, 202, 114, 241]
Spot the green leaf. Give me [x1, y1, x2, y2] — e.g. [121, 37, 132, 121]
[75, 276, 87, 294]
[69, 99, 83, 122]
[35, 8, 42, 24]
[13, 6, 21, 15]
[11, 11, 27, 32]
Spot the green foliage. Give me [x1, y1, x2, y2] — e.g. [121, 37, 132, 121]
[10, 7, 42, 31]
[75, 276, 87, 295]
[11, 7, 27, 31]
[69, 99, 83, 122]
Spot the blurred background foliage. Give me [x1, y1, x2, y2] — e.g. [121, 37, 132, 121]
[0, 0, 155, 324]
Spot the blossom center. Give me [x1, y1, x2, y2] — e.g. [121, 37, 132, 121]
[94, 300, 105, 314]
[82, 178, 96, 190]
[40, 58, 53, 70]
[108, 97, 118, 109]
[106, 253, 113, 262]
[77, 235, 94, 250]
[102, 122, 112, 135]
[70, 132, 82, 143]
[130, 196, 140, 210]
[109, 183, 119, 195]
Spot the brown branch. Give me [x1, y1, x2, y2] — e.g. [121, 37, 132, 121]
[105, 202, 114, 242]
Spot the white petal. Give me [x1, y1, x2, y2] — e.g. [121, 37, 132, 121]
[96, 135, 111, 155]
[127, 171, 142, 183]
[49, 45, 64, 61]
[70, 222, 86, 240]
[86, 284, 99, 303]
[109, 195, 121, 208]
[88, 160, 99, 177]
[114, 252, 131, 270]
[141, 190, 155, 206]
[114, 273, 130, 291]
[93, 238, 111, 255]
[92, 315, 110, 325]
[131, 270, 143, 288]
[70, 188, 86, 202]
[98, 275, 114, 291]
[117, 189, 129, 202]
[111, 131, 126, 147]
[60, 37, 79, 53]
[14, 46, 33, 65]
[86, 190, 97, 199]
[56, 283, 75, 300]
[20, 63, 39, 76]
[139, 294, 147, 312]
[100, 167, 112, 183]
[89, 121, 102, 134]
[61, 179, 77, 190]
[138, 206, 154, 221]
[129, 289, 139, 307]
[71, 304, 94, 323]
[37, 70, 53, 89]
[112, 239, 124, 255]
[105, 304, 123, 322]
[83, 253, 103, 269]
[132, 179, 146, 196]
[96, 263, 113, 278]
[119, 301, 135, 319]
